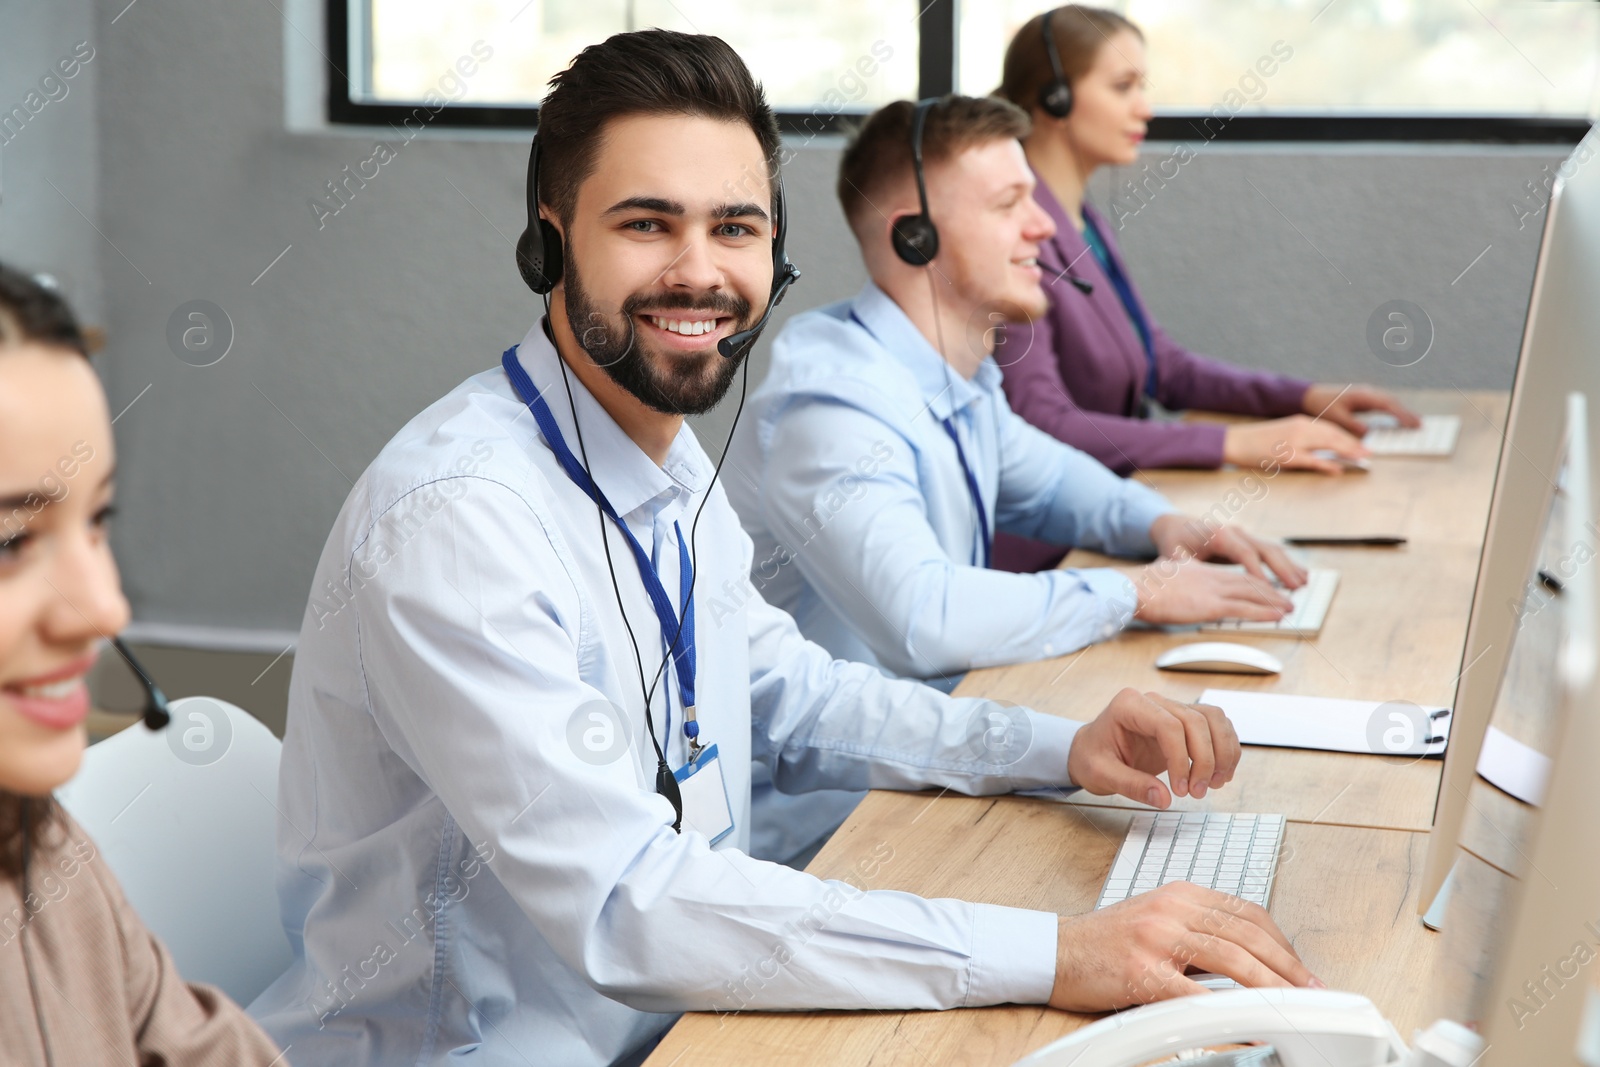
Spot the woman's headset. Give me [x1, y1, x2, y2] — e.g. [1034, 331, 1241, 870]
[1038, 7, 1075, 119]
[514, 132, 801, 360]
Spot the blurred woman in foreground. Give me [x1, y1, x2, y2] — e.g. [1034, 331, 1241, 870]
[0, 264, 283, 1065]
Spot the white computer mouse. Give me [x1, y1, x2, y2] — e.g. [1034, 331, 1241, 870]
[1155, 642, 1283, 675]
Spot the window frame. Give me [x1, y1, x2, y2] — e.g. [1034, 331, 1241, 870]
[326, 0, 1591, 144]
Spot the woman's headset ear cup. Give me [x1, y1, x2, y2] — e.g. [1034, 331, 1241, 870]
[891, 214, 939, 267]
[1039, 81, 1074, 119]
[1036, 8, 1074, 119]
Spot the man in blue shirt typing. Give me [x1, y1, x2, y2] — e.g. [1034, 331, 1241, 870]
[723, 96, 1306, 863]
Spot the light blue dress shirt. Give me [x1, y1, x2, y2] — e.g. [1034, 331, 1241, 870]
[725, 282, 1175, 679]
[248, 322, 1082, 1067]
[723, 284, 1176, 863]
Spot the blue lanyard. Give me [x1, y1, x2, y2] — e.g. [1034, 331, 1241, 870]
[939, 417, 991, 569]
[501, 346, 701, 752]
[848, 309, 992, 570]
[1082, 212, 1158, 401]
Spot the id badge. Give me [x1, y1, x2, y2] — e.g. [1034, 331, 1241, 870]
[673, 743, 735, 846]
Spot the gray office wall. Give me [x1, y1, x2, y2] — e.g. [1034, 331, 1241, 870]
[1085, 143, 1569, 393]
[0, 0, 103, 323]
[6, 0, 1577, 651]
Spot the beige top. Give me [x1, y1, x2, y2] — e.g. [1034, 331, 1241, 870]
[0, 809, 284, 1066]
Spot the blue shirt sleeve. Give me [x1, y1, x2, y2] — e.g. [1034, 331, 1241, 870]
[992, 398, 1177, 554]
[758, 396, 1166, 678]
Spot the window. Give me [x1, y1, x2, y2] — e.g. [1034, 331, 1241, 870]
[330, 0, 919, 133]
[328, 0, 1597, 141]
[959, 0, 1600, 116]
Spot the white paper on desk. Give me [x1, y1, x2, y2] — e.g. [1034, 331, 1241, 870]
[1475, 725, 1551, 805]
[1199, 689, 1451, 757]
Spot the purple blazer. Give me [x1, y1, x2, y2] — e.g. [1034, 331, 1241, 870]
[993, 176, 1311, 572]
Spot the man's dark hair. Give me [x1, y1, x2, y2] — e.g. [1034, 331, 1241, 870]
[836, 95, 1031, 238]
[0, 263, 88, 358]
[537, 29, 782, 229]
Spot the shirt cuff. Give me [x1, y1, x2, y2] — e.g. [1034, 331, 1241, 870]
[965, 904, 1059, 1006]
[1002, 709, 1083, 791]
[1122, 484, 1181, 557]
[1059, 567, 1139, 645]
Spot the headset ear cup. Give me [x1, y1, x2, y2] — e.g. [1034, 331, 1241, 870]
[891, 214, 939, 267]
[537, 218, 563, 290]
[1039, 81, 1074, 119]
[516, 218, 564, 295]
[515, 226, 545, 294]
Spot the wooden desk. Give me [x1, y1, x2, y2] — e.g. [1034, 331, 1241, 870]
[647, 390, 1507, 1065]
[967, 544, 1482, 832]
[1005, 389, 1508, 832]
[649, 797, 1440, 1065]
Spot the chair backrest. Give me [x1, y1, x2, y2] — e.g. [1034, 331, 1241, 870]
[56, 696, 291, 1006]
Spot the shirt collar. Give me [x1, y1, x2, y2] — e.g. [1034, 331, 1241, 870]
[510, 320, 711, 521]
[847, 282, 1000, 422]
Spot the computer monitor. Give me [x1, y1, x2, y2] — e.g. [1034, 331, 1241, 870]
[1478, 391, 1599, 1064]
[1421, 137, 1600, 915]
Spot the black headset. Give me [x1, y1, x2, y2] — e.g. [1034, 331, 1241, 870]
[891, 99, 941, 268]
[514, 136, 561, 297]
[515, 133, 801, 361]
[1038, 8, 1075, 119]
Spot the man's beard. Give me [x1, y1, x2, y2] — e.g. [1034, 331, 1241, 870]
[562, 251, 755, 416]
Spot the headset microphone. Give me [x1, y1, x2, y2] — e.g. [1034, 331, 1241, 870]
[110, 636, 171, 730]
[1069, 275, 1094, 295]
[719, 160, 801, 359]
[717, 260, 799, 360]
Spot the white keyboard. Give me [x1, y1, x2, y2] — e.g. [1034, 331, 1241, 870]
[1096, 812, 1286, 910]
[1363, 414, 1460, 457]
[1199, 568, 1339, 636]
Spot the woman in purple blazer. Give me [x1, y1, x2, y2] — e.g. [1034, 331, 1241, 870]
[991, 6, 1420, 571]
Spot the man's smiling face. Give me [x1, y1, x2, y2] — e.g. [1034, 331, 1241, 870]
[554, 112, 775, 415]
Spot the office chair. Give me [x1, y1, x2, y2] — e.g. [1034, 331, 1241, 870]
[56, 696, 292, 1006]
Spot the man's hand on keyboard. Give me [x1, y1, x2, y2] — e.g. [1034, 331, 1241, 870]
[1149, 514, 1305, 589]
[1132, 556, 1293, 625]
[1049, 883, 1322, 1011]
[1067, 688, 1240, 806]
[1303, 383, 1421, 435]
